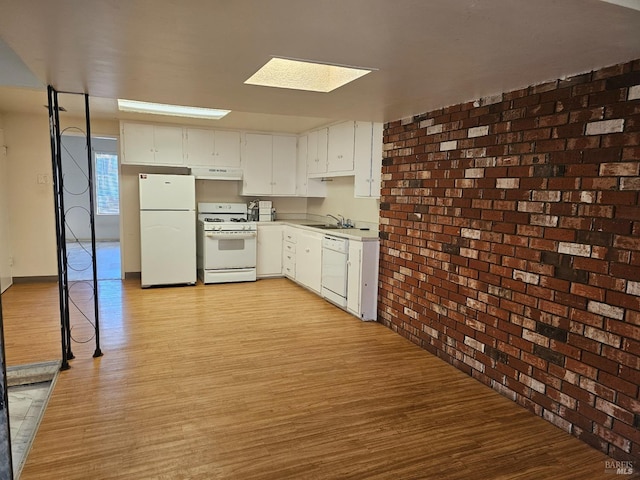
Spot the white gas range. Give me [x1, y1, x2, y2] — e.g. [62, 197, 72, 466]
[196, 202, 257, 284]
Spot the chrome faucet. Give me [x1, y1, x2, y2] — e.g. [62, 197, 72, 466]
[326, 214, 343, 227]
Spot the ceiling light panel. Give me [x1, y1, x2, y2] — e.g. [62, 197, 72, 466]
[244, 58, 373, 93]
[117, 99, 230, 119]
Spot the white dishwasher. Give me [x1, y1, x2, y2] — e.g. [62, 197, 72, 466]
[321, 235, 349, 308]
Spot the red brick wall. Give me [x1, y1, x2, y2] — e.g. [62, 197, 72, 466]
[378, 60, 640, 461]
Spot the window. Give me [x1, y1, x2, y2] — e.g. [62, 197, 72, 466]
[94, 152, 119, 215]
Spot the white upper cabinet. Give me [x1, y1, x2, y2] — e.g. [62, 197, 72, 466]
[307, 128, 328, 175]
[241, 133, 297, 196]
[296, 135, 326, 198]
[121, 123, 184, 166]
[354, 122, 383, 198]
[242, 133, 273, 195]
[184, 128, 241, 167]
[272, 135, 297, 195]
[327, 121, 355, 174]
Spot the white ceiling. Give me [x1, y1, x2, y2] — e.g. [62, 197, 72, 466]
[0, 0, 639, 133]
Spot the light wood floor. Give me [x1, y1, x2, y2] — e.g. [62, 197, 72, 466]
[2, 279, 616, 479]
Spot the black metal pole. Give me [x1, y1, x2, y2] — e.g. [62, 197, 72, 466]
[84, 94, 103, 358]
[47, 86, 70, 370]
[52, 90, 74, 361]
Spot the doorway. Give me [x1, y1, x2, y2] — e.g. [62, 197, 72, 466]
[61, 134, 121, 281]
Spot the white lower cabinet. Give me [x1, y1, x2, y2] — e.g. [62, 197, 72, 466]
[257, 224, 283, 278]
[347, 240, 379, 321]
[279, 225, 379, 320]
[294, 229, 323, 293]
[282, 226, 297, 279]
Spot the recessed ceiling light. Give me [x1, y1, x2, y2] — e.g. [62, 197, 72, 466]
[244, 57, 374, 93]
[117, 99, 231, 120]
[599, 0, 640, 11]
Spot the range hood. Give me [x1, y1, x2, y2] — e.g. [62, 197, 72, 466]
[190, 167, 243, 180]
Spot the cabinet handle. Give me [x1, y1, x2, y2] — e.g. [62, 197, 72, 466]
[305, 248, 310, 253]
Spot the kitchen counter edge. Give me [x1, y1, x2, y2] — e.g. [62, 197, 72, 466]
[256, 220, 380, 241]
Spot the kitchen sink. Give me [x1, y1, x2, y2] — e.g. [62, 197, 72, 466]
[302, 224, 352, 230]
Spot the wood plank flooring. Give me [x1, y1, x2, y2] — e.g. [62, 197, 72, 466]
[1, 279, 618, 479]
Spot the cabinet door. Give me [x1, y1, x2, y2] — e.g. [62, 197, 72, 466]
[354, 121, 373, 197]
[296, 135, 308, 196]
[153, 125, 184, 165]
[307, 129, 328, 174]
[370, 122, 383, 198]
[257, 225, 283, 277]
[327, 121, 355, 173]
[295, 230, 322, 293]
[184, 128, 215, 166]
[242, 133, 273, 195]
[317, 128, 328, 171]
[347, 241, 363, 316]
[272, 135, 297, 195]
[214, 130, 241, 167]
[121, 123, 155, 165]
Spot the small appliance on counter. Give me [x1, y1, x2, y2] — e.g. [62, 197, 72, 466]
[247, 199, 276, 221]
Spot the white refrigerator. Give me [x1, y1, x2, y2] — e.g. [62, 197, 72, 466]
[139, 173, 196, 287]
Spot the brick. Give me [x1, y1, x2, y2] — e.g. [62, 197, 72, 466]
[620, 177, 640, 190]
[440, 140, 457, 151]
[599, 162, 640, 177]
[583, 326, 622, 348]
[520, 373, 546, 394]
[587, 301, 625, 320]
[427, 124, 443, 135]
[533, 344, 565, 366]
[629, 85, 640, 101]
[627, 281, 640, 297]
[513, 270, 540, 285]
[558, 242, 591, 257]
[523, 329, 550, 347]
[595, 398, 634, 425]
[530, 215, 559, 227]
[585, 119, 625, 135]
[468, 125, 489, 138]
[582, 351, 619, 375]
[495, 178, 519, 189]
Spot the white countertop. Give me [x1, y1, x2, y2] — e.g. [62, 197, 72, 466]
[257, 219, 380, 242]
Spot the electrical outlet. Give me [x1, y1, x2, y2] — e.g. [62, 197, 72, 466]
[8, 256, 13, 267]
[37, 174, 47, 184]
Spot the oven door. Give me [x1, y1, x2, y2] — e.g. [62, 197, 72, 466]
[203, 231, 257, 270]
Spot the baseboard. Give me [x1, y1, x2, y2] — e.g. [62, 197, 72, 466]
[125, 271, 141, 280]
[13, 275, 58, 283]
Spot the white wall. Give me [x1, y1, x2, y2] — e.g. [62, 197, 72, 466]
[3, 112, 118, 278]
[307, 176, 380, 225]
[61, 135, 120, 241]
[0, 117, 13, 291]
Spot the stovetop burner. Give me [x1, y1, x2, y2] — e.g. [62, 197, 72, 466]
[230, 218, 247, 222]
[205, 217, 223, 222]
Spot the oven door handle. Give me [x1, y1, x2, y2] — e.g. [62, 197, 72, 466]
[206, 232, 257, 240]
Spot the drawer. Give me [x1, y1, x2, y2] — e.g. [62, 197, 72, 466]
[283, 228, 297, 244]
[283, 253, 296, 278]
[283, 241, 296, 254]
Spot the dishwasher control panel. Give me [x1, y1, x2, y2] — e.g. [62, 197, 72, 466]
[322, 235, 349, 253]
